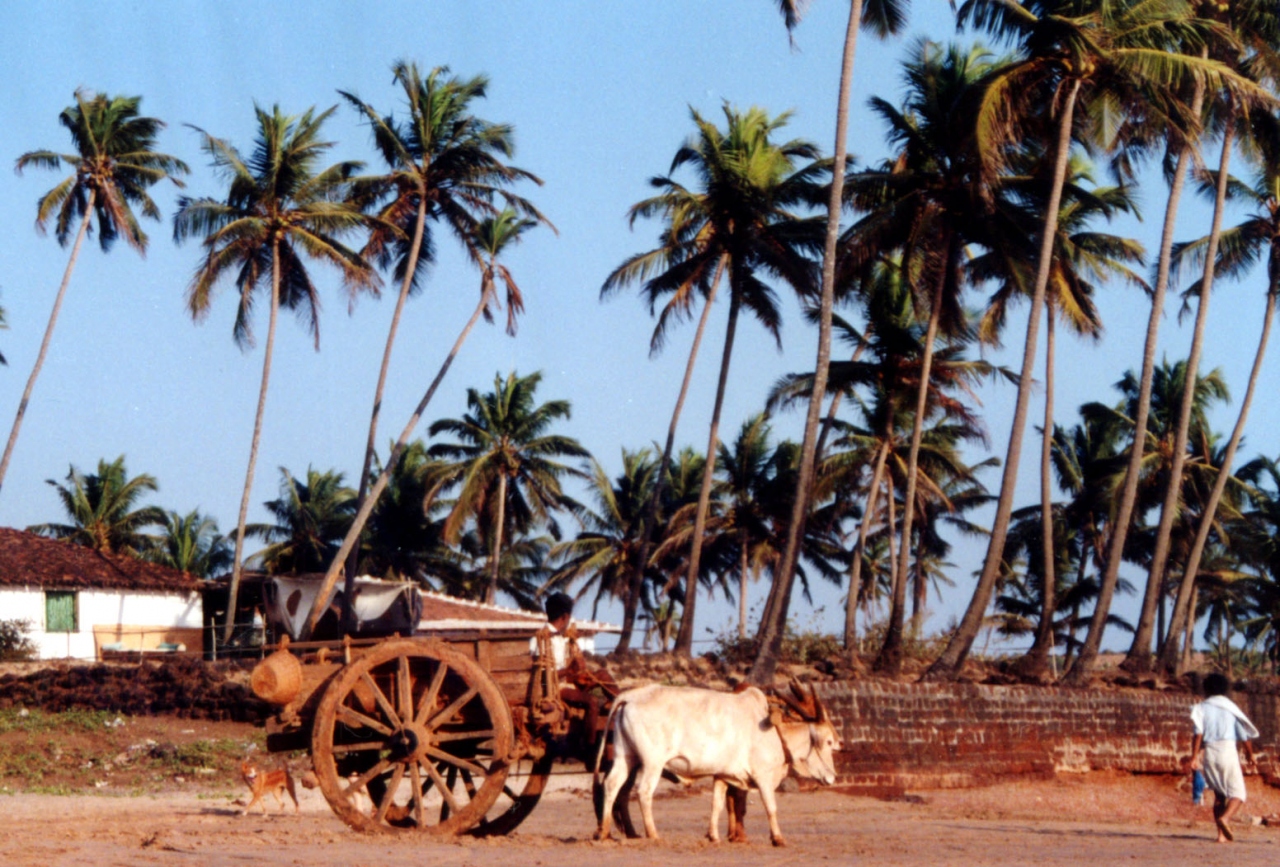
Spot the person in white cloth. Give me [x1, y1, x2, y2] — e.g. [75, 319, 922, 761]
[1190, 672, 1259, 843]
[531, 591, 575, 669]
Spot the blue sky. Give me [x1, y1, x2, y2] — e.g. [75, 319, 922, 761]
[0, 2, 1272, 652]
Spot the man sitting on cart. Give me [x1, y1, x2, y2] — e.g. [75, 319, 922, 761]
[532, 593, 618, 760]
[534, 592, 576, 668]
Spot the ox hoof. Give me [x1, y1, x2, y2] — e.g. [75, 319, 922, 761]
[706, 833, 721, 844]
[729, 832, 749, 844]
[593, 830, 615, 843]
[771, 836, 787, 848]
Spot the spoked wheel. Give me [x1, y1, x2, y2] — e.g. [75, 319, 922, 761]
[470, 753, 554, 837]
[311, 639, 514, 834]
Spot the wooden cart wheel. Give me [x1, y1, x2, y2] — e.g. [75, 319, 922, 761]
[311, 639, 514, 834]
[469, 753, 554, 837]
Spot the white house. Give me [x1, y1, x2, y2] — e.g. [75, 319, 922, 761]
[0, 527, 202, 660]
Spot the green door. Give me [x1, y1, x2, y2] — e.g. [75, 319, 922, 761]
[45, 590, 77, 632]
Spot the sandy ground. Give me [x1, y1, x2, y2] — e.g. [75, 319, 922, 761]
[4, 771, 1280, 867]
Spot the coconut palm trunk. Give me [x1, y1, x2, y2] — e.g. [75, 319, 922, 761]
[884, 475, 897, 608]
[816, 337, 870, 460]
[845, 439, 889, 648]
[225, 237, 282, 644]
[675, 291, 743, 655]
[1181, 583, 1199, 671]
[488, 471, 509, 604]
[759, 339, 866, 640]
[0, 193, 95, 495]
[304, 285, 494, 637]
[345, 193, 429, 593]
[927, 78, 1081, 680]
[750, 0, 862, 685]
[912, 559, 927, 637]
[1066, 76, 1207, 684]
[1158, 250, 1272, 674]
[877, 241, 950, 674]
[1021, 306, 1058, 678]
[616, 255, 726, 651]
[1127, 105, 1234, 673]
[738, 531, 751, 639]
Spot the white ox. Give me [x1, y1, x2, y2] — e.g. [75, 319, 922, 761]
[593, 683, 842, 846]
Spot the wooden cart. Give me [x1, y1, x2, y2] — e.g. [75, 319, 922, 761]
[249, 623, 616, 836]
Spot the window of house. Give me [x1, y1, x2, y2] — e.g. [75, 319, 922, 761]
[45, 590, 78, 633]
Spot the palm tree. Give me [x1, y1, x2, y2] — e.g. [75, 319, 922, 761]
[545, 449, 660, 619]
[1152, 109, 1280, 673]
[1235, 455, 1280, 670]
[1041, 413, 1131, 662]
[606, 104, 823, 655]
[306, 207, 545, 635]
[644, 446, 713, 635]
[1069, 5, 1272, 683]
[655, 432, 845, 643]
[340, 62, 548, 580]
[7, 91, 187, 494]
[975, 161, 1144, 678]
[773, 254, 998, 649]
[28, 455, 165, 557]
[717, 414, 777, 637]
[425, 371, 588, 605]
[174, 105, 375, 640]
[993, 499, 1137, 663]
[246, 467, 356, 575]
[994, 503, 1081, 652]
[1127, 109, 1240, 673]
[358, 440, 462, 586]
[755, 0, 910, 687]
[598, 130, 734, 654]
[814, 42, 1009, 673]
[931, 0, 1249, 681]
[149, 510, 233, 578]
[1071, 360, 1229, 663]
[1157, 443, 1247, 668]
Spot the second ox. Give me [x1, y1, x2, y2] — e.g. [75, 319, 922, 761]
[593, 682, 843, 846]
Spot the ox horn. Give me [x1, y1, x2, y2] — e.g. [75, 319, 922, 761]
[785, 679, 819, 721]
[810, 686, 830, 723]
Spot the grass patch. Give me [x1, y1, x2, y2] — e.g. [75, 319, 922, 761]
[23, 783, 76, 796]
[0, 708, 117, 734]
[0, 748, 56, 784]
[153, 737, 256, 775]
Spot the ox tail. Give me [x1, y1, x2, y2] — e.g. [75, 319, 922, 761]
[592, 698, 627, 789]
[591, 699, 628, 825]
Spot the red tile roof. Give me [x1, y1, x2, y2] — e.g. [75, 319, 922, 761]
[417, 590, 619, 634]
[419, 591, 545, 624]
[0, 527, 201, 593]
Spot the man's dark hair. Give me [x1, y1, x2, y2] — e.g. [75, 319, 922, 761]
[545, 592, 574, 624]
[1204, 672, 1231, 697]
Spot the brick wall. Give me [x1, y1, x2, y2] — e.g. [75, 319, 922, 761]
[813, 680, 1278, 793]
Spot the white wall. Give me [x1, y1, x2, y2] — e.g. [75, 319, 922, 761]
[0, 586, 201, 660]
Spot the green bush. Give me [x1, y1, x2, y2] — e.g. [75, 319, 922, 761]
[858, 617, 952, 663]
[0, 619, 37, 662]
[710, 610, 843, 668]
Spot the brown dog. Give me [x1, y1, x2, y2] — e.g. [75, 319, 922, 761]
[240, 758, 299, 815]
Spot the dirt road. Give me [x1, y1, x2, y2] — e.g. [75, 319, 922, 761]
[6, 772, 1280, 867]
